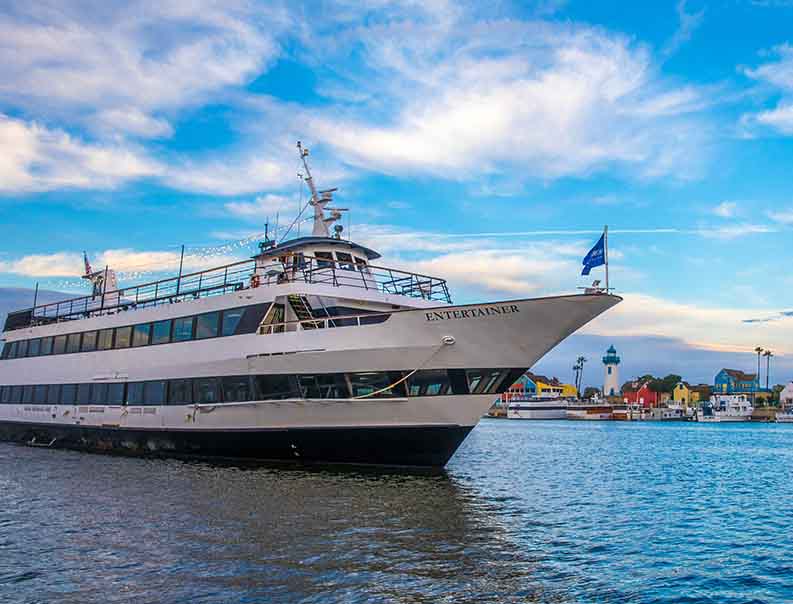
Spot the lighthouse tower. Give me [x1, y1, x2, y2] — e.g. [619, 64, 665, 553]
[602, 345, 621, 397]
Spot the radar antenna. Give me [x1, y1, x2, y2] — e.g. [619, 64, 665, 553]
[297, 141, 345, 238]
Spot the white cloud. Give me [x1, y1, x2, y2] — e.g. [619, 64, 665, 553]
[224, 194, 294, 220]
[741, 44, 793, 135]
[662, 0, 705, 58]
[0, 114, 160, 193]
[767, 207, 793, 223]
[712, 201, 738, 217]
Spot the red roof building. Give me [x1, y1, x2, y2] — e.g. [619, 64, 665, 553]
[622, 381, 660, 408]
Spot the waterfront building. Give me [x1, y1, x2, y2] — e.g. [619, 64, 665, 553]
[602, 345, 620, 397]
[780, 382, 793, 407]
[672, 382, 692, 404]
[623, 381, 659, 408]
[714, 369, 758, 394]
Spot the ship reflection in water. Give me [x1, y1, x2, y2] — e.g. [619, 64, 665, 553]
[2, 419, 793, 603]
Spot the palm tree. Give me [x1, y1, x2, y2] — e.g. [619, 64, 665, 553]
[575, 356, 587, 396]
[764, 350, 773, 391]
[755, 346, 764, 401]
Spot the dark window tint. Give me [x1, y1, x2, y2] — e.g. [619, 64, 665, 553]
[408, 370, 451, 396]
[194, 378, 220, 404]
[467, 369, 507, 394]
[168, 379, 193, 404]
[152, 320, 172, 345]
[8, 341, 18, 359]
[221, 309, 244, 337]
[22, 385, 34, 403]
[66, 333, 81, 353]
[47, 384, 61, 404]
[97, 329, 114, 350]
[297, 374, 349, 399]
[1, 342, 11, 359]
[173, 316, 194, 342]
[0, 386, 10, 403]
[17, 340, 28, 358]
[348, 372, 397, 399]
[61, 384, 77, 405]
[33, 385, 48, 403]
[53, 335, 67, 355]
[28, 338, 41, 357]
[448, 369, 470, 395]
[126, 382, 144, 405]
[114, 326, 132, 348]
[253, 375, 299, 400]
[108, 383, 125, 404]
[221, 376, 253, 402]
[144, 381, 166, 405]
[315, 251, 334, 268]
[77, 383, 92, 404]
[40, 337, 53, 356]
[132, 323, 151, 347]
[336, 252, 355, 271]
[195, 312, 219, 339]
[81, 331, 98, 352]
[355, 257, 368, 272]
[91, 383, 108, 404]
[10, 386, 23, 403]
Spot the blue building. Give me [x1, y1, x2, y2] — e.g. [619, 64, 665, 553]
[714, 369, 758, 394]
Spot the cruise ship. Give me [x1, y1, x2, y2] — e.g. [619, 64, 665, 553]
[0, 143, 621, 468]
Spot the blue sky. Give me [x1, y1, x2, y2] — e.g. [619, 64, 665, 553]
[1, 0, 793, 385]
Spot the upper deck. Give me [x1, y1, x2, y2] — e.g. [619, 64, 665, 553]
[3, 248, 452, 333]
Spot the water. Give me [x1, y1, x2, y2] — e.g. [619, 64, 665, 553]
[2, 419, 793, 604]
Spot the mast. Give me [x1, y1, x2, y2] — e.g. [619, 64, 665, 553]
[296, 141, 345, 238]
[604, 225, 609, 292]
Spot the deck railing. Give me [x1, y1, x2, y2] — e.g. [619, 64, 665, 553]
[3, 253, 451, 332]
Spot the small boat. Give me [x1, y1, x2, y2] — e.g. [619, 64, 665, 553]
[776, 410, 793, 423]
[695, 394, 754, 423]
[506, 396, 568, 420]
[566, 402, 613, 420]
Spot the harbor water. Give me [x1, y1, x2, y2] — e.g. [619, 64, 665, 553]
[2, 419, 793, 603]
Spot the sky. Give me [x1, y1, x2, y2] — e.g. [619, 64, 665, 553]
[1, 0, 792, 387]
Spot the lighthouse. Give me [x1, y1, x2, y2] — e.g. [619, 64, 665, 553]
[602, 345, 620, 397]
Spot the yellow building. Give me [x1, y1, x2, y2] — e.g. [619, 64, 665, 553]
[534, 376, 577, 399]
[673, 382, 707, 406]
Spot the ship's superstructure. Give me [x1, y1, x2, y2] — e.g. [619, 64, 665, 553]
[0, 143, 621, 468]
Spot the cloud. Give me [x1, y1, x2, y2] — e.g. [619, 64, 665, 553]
[0, 114, 160, 193]
[305, 15, 713, 182]
[767, 207, 793, 223]
[741, 44, 793, 135]
[712, 201, 738, 218]
[224, 194, 294, 220]
[662, 0, 705, 58]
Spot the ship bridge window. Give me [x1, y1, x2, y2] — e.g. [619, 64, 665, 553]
[152, 320, 172, 345]
[114, 326, 132, 349]
[61, 384, 77, 405]
[33, 384, 48, 404]
[355, 257, 368, 272]
[108, 383, 125, 405]
[66, 333, 81, 354]
[173, 316, 194, 342]
[40, 337, 53, 356]
[196, 312, 219, 339]
[97, 329, 114, 350]
[168, 379, 193, 404]
[53, 335, 67, 355]
[315, 251, 334, 268]
[297, 374, 348, 399]
[132, 323, 152, 347]
[221, 375, 253, 402]
[28, 338, 41, 357]
[221, 308, 244, 337]
[336, 252, 355, 271]
[144, 381, 166, 405]
[47, 384, 61, 405]
[81, 331, 98, 352]
[253, 375, 299, 400]
[194, 377, 220, 404]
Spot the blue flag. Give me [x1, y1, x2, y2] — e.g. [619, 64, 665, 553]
[581, 233, 606, 276]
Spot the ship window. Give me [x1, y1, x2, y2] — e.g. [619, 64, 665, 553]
[348, 372, 397, 398]
[7, 341, 18, 359]
[91, 383, 109, 405]
[10, 386, 23, 404]
[448, 369, 470, 395]
[355, 257, 368, 272]
[17, 339, 28, 358]
[297, 374, 349, 399]
[47, 384, 61, 405]
[132, 323, 152, 347]
[28, 338, 41, 357]
[407, 370, 450, 397]
[336, 252, 355, 271]
[0, 386, 9, 403]
[40, 337, 53, 356]
[221, 308, 244, 337]
[195, 312, 219, 339]
[77, 383, 91, 405]
[194, 377, 220, 404]
[1, 342, 11, 359]
[315, 251, 334, 268]
[253, 375, 299, 400]
[114, 326, 132, 349]
[152, 320, 172, 345]
[53, 335, 67, 355]
[126, 383, 144, 405]
[61, 384, 77, 405]
[81, 331, 98, 352]
[33, 385, 48, 404]
[97, 329, 114, 350]
[108, 383, 125, 404]
[221, 375, 253, 402]
[144, 381, 166, 405]
[173, 316, 194, 342]
[22, 385, 34, 403]
[466, 369, 506, 394]
[168, 379, 193, 404]
[66, 333, 82, 354]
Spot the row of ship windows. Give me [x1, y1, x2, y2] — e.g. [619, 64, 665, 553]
[0, 368, 522, 406]
[0, 304, 269, 361]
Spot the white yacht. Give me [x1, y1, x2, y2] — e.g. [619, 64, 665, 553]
[0, 143, 621, 468]
[775, 410, 793, 423]
[696, 394, 754, 423]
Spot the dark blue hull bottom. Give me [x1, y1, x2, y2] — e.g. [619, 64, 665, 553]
[0, 421, 473, 469]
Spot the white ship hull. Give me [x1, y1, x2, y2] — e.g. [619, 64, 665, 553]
[507, 401, 568, 420]
[776, 412, 793, 423]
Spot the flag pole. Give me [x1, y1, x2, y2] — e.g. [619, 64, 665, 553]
[604, 225, 609, 292]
